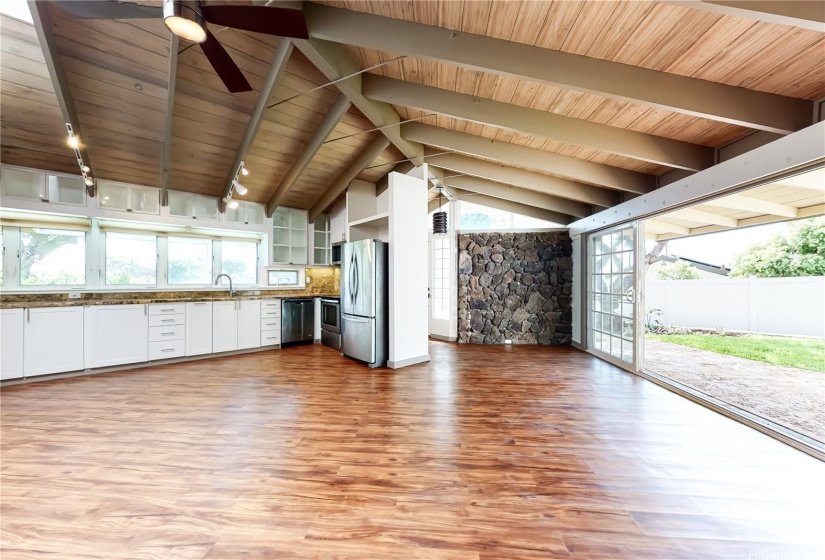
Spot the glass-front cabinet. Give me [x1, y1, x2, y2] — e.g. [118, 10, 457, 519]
[1, 167, 85, 206]
[272, 206, 307, 265]
[226, 201, 265, 225]
[313, 214, 331, 266]
[98, 180, 160, 215]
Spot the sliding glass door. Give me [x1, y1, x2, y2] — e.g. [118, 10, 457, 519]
[588, 223, 643, 371]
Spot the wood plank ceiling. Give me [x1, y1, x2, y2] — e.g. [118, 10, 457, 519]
[1, 1, 823, 218]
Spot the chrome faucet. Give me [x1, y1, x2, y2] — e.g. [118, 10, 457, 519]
[214, 274, 235, 298]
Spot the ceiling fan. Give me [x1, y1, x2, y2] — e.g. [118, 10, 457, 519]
[50, 0, 309, 93]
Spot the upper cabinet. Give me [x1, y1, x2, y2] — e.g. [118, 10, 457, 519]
[167, 190, 218, 221]
[98, 180, 160, 215]
[226, 201, 265, 226]
[1, 167, 85, 207]
[313, 214, 331, 266]
[271, 207, 307, 265]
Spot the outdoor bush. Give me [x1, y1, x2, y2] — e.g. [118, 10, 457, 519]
[729, 217, 825, 278]
[654, 259, 701, 280]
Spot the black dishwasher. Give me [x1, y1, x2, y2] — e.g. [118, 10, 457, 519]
[281, 299, 314, 346]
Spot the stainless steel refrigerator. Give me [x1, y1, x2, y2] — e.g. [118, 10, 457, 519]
[340, 239, 388, 368]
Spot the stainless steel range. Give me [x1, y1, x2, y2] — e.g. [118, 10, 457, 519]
[320, 297, 341, 350]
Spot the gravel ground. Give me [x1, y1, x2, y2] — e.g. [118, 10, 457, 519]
[645, 339, 825, 443]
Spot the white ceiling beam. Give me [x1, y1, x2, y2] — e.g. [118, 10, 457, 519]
[305, 2, 811, 134]
[160, 34, 178, 206]
[442, 187, 574, 226]
[266, 93, 351, 216]
[29, 1, 96, 196]
[668, 1, 825, 33]
[569, 121, 825, 236]
[701, 194, 798, 218]
[293, 38, 423, 163]
[424, 149, 619, 208]
[220, 39, 294, 212]
[667, 208, 739, 228]
[308, 135, 390, 223]
[683, 203, 825, 238]
[364, 75, 713, 171]
[403, 123, 654, 195]
[645, 219, 690, 236]
[435, 172, 592, 218]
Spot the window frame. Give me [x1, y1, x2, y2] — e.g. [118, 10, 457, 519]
[18, 227, 88, 288]
[455, 199, 564, 233]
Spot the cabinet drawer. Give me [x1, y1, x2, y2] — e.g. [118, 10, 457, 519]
[149, 324, 185, 342]
[148, 340, 185, 360]
[261, 308, 281, 319]
[260, 330, 281, 346]
[260, 318, 281, 330]
[149, 303, 185, 315]
[260, 300, 281, 310]
[148, 313, 185, 327]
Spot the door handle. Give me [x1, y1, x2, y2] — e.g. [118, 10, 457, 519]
[27, 309, 30, 323]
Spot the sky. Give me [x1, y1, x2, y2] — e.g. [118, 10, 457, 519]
[646, 221, 790, 267]
[0, 0, 32, 23]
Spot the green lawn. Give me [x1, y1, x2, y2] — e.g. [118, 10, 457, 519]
[648, 334, 825, 373]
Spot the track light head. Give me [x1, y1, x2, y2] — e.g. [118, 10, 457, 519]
[80, 165, 90, 173]
[84, 177, 94, 187]
[163, 0, 206, 43]
[241, 167, 249, 176]
[227, 199, 239, 209]
[67, 135, 80, 149]
[232, 180, 248, 196]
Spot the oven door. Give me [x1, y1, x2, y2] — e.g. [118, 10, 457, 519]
[321, 299, 340, 333]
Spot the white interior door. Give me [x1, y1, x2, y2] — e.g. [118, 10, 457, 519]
[587, 223, 642, 370]
[428, 235, 452, 338]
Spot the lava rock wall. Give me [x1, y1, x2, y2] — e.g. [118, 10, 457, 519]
[457, 231, 573, 345]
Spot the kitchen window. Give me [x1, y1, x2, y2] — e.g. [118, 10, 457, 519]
[221, 240, 258, 285]
[168, 237, 213, 284]
[105, 232, 157, 285]
[20, 228, 86, 286]
[267, 269, 302, 288]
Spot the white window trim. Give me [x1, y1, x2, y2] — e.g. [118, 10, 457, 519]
[264, 266, 306, 289]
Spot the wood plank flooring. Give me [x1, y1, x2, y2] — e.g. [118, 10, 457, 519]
[1, 342, 823, 559]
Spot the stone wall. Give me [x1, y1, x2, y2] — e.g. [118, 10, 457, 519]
[457, 231, 573, 345]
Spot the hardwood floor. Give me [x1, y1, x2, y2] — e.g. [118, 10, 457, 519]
[1, 342, 823, 559]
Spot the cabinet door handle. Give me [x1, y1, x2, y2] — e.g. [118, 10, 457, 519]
[161, 332, 175, 336]
[194, 302, 207, 306]
[144, 305, 148, 316]
[161, 319, 175, 323]
[27, 309, 30, 323]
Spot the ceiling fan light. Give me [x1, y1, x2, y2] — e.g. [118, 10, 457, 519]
[163, 0, 206, 43]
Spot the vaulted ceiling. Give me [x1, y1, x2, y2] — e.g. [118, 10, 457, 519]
[1, 1, 823, 227]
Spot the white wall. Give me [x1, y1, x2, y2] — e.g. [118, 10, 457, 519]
[646, 277, 825, 337]
[329, 197, 347, 244]
[388, 170, 430, 367]
[571, 234, 582, 344]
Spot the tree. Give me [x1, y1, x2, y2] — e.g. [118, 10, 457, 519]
[654, 260, 701, 280]
[729, 217, 825, 278]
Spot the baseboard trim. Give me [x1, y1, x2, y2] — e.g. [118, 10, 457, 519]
[0, 345, 282, 387]
[429, 334, 457, 342]
[387, 354, 431, 369]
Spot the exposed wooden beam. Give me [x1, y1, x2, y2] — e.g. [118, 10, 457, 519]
[669, 1, 825, 33]
[364, 75, 713, 171]
[305, 2, 812, 134]
[435, 172, 592, 218]
[680, 203, 825, 239]
[28, 1, 96, 196]
[293, 38, 423, 163]
[403, 123, 654, 195]
[424, 149, 618, 208]
[266, 93, 351, 216]
[219, 39, 293, 212]
[668, 208, 738, 228]
[443, 187, 574, 226]
[645, 219, 690, 236]
[702, 194, 798, 218]
[308, 135, 390, 223]
[160, 33, 179, 206]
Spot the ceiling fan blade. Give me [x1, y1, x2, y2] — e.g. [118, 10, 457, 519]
[199, 29, 252, 93]
[51, 1, 162, 19]
[201, 5, 309, 39]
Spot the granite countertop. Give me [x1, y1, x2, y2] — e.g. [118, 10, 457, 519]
[0, 292, 341, 309]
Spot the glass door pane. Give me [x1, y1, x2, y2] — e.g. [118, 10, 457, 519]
[588, 224, 637, 368]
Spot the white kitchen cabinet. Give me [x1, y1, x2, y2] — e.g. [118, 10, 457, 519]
[212, 301, 239, 352]
[185, 301, 213, 356]
[1, 308, 25, 380]
[272, 207, 308, 265]
[98, 180, 160, 215]
[84, 304, 149, 368]
[24, 306, 84, 376]
[238, 300, 261, 349]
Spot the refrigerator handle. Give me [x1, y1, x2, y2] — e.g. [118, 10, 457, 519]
[353, 253, 359, 302]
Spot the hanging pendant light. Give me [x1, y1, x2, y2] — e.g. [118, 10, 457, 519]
[433, 188, 448, 234]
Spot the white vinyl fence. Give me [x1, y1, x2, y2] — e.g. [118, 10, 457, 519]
[645, 277, 825, 337]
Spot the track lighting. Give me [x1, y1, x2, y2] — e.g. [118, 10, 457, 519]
[80, 165, 90, 173]
[84, 177, 94, 187]
[223, 195, 239, 210]
[241, 167, 249, 176]
[232, 180, 248, 196]
[67, 134, 80, 149]
[163, 0, 206, 43]
[66, 122, 95, 190]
